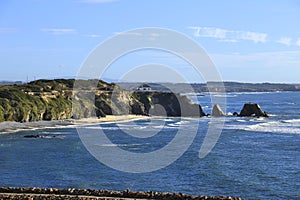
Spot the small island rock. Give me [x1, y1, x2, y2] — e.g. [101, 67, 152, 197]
[239, 103, 268, 117]
[212, 104, 226, 117]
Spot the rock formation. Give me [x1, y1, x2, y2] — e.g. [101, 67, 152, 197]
[23, 134, 60, 139]
[233, 112, 239, 116]
[0, 79, 206, 123]
[211, 104, 225, 117]
[239, 103, 268, 117]
[134, 92, 206, 117]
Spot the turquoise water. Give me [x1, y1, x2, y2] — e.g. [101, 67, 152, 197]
[0, 92, 299, 199]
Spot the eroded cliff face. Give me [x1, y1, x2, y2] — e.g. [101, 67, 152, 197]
[131, 91, 206, 117]
[73, 90, 206, 118]
[0, 79, 205, 123]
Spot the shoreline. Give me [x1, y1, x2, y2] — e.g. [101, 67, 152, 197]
[0, 115, 150, 134]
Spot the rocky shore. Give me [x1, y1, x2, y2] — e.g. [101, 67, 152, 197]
[0, 79, 270, 126]
[0, 187, 243, 200]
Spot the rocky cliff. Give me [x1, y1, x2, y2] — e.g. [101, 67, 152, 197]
[0, 79, 205, 123]
[239, 103, 269, 117]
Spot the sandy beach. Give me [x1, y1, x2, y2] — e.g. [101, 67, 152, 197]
[0, 115, 149, 134]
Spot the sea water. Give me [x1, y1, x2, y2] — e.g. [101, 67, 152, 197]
[0, 92, 299, 199]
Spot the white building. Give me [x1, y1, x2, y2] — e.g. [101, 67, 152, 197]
[136, 84, 152, 91]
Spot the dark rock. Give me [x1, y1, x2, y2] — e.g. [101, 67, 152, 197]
[95, 108, 106, 118]
[233, 112, 239, 116]
[130, 100, 146, 115]
[24, 135, 41, 138]
[239, 103, 269, 117]
[136, 92, 206, 117]
[212, 104, 225, 117]
[24, 135, 61, 139]
[150, 104, 169, 116]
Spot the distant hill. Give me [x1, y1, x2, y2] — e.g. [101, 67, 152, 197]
[0, 81, 23, 85]
[118, 82, 300, 93]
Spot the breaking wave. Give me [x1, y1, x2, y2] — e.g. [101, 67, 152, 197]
[224, 118, 300, 134]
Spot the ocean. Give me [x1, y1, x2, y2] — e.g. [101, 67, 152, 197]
[0, 92, 299, 199]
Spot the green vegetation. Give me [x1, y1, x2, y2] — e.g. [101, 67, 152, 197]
[0, 79, 78, 122]
[0, 89, 45, 122]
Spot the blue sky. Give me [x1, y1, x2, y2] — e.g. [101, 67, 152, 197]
[0, 0, 300, 83]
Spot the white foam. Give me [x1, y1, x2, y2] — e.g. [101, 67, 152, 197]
[287, 102, 296, 105]
[268, 114, 277, 117]
[175, 120, 189, 125]
[249, 117, 266, 122]
[228, 91, 273, 95]
[163, 118, 174, 122]
[282, 119, 300, 123]
[212, 94, 229, 98]
[166, 120, 191, 127]
[223, 124, 248, 130]
[95, 143, 142, 147]
[84, 126, 120, 130]
[167, 123, 180, 127]
[244, 120, 300, 134]
[223, 118, 300, 135]
[43, 135, 65, 139]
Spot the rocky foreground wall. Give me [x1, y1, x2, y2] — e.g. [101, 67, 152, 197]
[0, 187, 243, 200]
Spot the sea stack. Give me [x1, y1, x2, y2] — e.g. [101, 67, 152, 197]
[212, 104, 226, 117]
[239, 103, 268, 117]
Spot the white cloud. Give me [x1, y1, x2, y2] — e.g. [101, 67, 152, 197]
[189, 26, 267, 43]
[189, 26, 227, 39]
[189, 26, 200, 37]
[296, 38, 300, 46]
[197, 27, 227, 39]
[235, 31, 267, 43]
[41, 28, 77, 35]
[276, 37, 292, 46]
